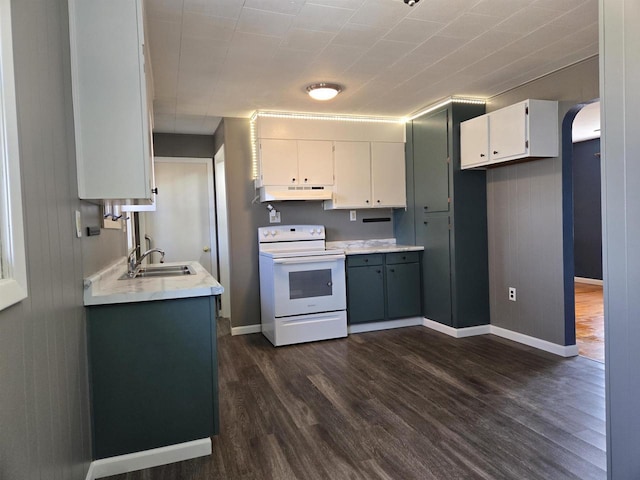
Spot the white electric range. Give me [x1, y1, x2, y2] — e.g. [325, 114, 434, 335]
[258, 225, 347, 346]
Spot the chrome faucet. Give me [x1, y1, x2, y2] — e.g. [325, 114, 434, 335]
[138, 247, 165, 266]
[127, 247, 166, 278]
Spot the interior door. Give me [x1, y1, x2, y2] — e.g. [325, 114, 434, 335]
[143, 158, 216, 273]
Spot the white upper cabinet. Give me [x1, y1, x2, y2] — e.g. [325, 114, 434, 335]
[489, 102, 528, 162]
[257, 139, 333, 187]
[297, 140, 334, 186]
[325, 141, 406, 210]
[460, 115, 489, 169]
[329, 142, 371, 209]
[259, 139, 299, 186]
[371, 142, 406, 208]
[460, 99, 558, 169]
[69, 0, 154, 203]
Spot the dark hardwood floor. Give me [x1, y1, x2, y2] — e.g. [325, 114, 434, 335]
[107, 320, 606, 480]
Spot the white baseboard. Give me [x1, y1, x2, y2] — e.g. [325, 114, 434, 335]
[348, 317, 423, 334]
[490, 326, 579, 357]
[422, 318, 578, 358]
[575, 276, 603, 286]
[85, 438, 211, 480]
[231, 324, 262, 336]
[422, 318, 491, 338]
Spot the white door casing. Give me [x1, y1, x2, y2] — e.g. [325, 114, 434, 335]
[214, 147, 232, 319]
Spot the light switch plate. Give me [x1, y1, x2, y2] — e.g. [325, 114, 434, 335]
[350, 210, 357, 221]
[75, 210, 82, 238]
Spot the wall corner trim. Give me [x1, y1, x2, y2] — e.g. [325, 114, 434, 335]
[349, 317, 423, 334]
[85, 438, 211, 480]
[575, 276, 604, 286]
[422, 319, 491, 338]
[231, 324, 262, 336]
[422, 319, 579, 357]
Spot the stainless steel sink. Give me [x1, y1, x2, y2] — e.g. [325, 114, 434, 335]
[119, 264, 196, 279]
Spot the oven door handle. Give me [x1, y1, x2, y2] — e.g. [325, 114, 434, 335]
[273, 254, 345, 265]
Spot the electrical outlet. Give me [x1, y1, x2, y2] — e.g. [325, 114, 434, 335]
[269, 211, 280, 223]
[350, 210, 357, 221]
[508, 287, 516, 302]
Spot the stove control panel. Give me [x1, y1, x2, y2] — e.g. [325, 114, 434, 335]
[258, 225, 325, 243]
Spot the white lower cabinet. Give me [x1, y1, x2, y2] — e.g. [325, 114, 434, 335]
[325, 141, 406, 209]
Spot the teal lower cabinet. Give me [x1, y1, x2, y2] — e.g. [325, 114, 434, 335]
[87, 296, 219, 459]
[346, 252, 422, 324]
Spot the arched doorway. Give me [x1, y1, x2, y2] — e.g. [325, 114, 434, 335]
[562, 100, 604, 362]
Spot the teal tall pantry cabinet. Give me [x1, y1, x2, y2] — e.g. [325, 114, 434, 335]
[395, 102, 490, 328]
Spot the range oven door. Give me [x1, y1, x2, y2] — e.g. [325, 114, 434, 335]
[272, 254, 346, 318]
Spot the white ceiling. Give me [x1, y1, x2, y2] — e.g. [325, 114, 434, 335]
[146, 0, 599, 134]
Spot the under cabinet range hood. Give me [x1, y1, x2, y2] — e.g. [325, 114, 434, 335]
[259, 185, 333, 202]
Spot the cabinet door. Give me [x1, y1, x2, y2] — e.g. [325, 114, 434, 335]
[413, 109, 449, 213]
[418, 216, 452, 326]
[88, 297, 217, 459]
[386, 262, 422, 319]
[347, 265, 385, 324]
[460, 115, 489, 169]
[489, 102, 527, 162]
[70, 0, 153, 201]
[297, 140, 334, 185]
[371, 142, 406, 208]
[259, 139, 298, 186]
[333, 141, 371, 208]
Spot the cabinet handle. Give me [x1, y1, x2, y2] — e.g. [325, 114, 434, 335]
[376, 270, 381, 274]
[424, 206, 428, 210]
[402, 256, 406, 260]
[366, 200, 369, 204]
[292, 178, 296, 183]
[151, 187, 158, 195]
[493, 151, 498, 155]
[424, 221, 428, 225]
[364, 259, 368, 263]
[376, 200, 381, 204]
[304, 178, 308, 183]
[390, 268, 395, 273]
[480, 154, 485, 157]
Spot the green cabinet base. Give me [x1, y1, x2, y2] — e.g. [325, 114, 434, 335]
[87, 296, 218, 459]
[347, 252, 422, 324]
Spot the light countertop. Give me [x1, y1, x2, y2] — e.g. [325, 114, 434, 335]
[84, 258, 224, 306]
[326, 238, 424, 255]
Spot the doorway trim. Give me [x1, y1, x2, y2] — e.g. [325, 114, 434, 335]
[154, 157, 218, 273]
[561, 99, 600, 347]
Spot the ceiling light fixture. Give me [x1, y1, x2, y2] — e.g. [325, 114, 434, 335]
[306, 83, 342, 101]
[403, 0, 420, 6]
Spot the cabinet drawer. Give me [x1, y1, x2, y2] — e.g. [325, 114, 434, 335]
[347, 254, 383, 267]
[386, 251, 420, 265]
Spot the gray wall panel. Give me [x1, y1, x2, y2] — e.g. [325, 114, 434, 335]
[153, 133, 216, 158]
[486, 58, 599, 345]
[0, 0, 125, 478]
[600, 0, 640, 476]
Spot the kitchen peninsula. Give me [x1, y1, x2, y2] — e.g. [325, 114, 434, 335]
[83, 259, 223, 467]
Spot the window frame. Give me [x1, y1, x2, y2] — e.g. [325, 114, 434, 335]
[0, 0, 28, 311]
